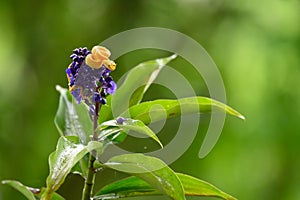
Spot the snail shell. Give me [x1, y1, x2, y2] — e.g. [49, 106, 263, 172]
[85, 46, 116, 70]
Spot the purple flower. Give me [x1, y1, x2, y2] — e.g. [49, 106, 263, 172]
[66, 47, 90, 89]
[66, 46, 117, 108]
[116, 117, 125, 124]
[105, 79, 117, 95]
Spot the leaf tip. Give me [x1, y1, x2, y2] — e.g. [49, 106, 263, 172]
[55, 85, 63, 91]
[238, 114, 246, 121]
[170, 54, 178, 59]
[158, 141, 164, 149]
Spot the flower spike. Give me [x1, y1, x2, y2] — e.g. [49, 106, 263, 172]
[66, 45, 117, 109]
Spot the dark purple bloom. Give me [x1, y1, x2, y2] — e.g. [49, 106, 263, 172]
[105, 80, 117, 94]
[66, 47, 91, 88]
[116, 117, 125, 124]
[92, 92, 106, 104]
[71, 87, 82, 104]
[66, 46, 117, 109]
[93, 92, 101, 102]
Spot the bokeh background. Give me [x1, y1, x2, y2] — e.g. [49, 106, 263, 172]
[1, 0, 300, 199]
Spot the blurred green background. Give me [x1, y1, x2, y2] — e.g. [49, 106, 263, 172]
[1, 0, 300, 199]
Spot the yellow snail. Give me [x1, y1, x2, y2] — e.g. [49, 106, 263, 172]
[85, 46, 116, 71]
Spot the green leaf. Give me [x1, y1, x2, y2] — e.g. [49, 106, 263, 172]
[43, 136, 103, 199]
[107, 131, 127, 144]
[71, 160, 86, 177]
[94, 176, 157, 199]
[94, 174, 236, 200]
[98, 96, 113, 123]
[124, 96, 245, 125]
[98, 127, 128, 145]
[175, 173, 236, 200]
[37, 188, 65, 200]
[55, 85, 93, 144]
[42, 191, 65, 200]
[98, 118, 163, 148]
[98, 127, 122, 141]
[123, 54, 177, 107]
[1, 180, 65, 200]
[104, 154, 185, 200]
[99, 54, 177, 123]
[1, 180, 36, 200]
[41, 192, 65, 200]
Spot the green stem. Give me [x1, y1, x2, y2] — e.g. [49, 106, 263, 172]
[41, 189, 52, 200]
[81, 153, 96, 200]
[81, 102, 100, 200]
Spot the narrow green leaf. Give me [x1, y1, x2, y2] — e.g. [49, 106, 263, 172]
[43, 136, 88, 199]
[43, 191, 65, 200]
[108, 131, 127, 144]
[1, 180, 36, 200]
[104, 154, 185, 200]
[94, 173, 236, 200]
[55, 85, 93, 144]
[124, 96, 245, 125]
[94, 176, 157, 199]
[176, 173, 236, 200]
[125, 54, 177, 107]
[98, 118, 163, 148]
[37, 188, 65, 200]
[98, 127, 122, 141]
[87, 140, 104, 152]
[71, 160, 86, 177]
[1, 180, 65, 200]
[99, 54, 177, 123]
[98, 127, 128, 145]
[98, 95, 113, 123]
[43, 136, 103, 199]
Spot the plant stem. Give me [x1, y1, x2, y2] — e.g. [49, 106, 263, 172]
[93, 102, 101, 140]
[81, 153, 96, 200]
[82, 102, 100, 200]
